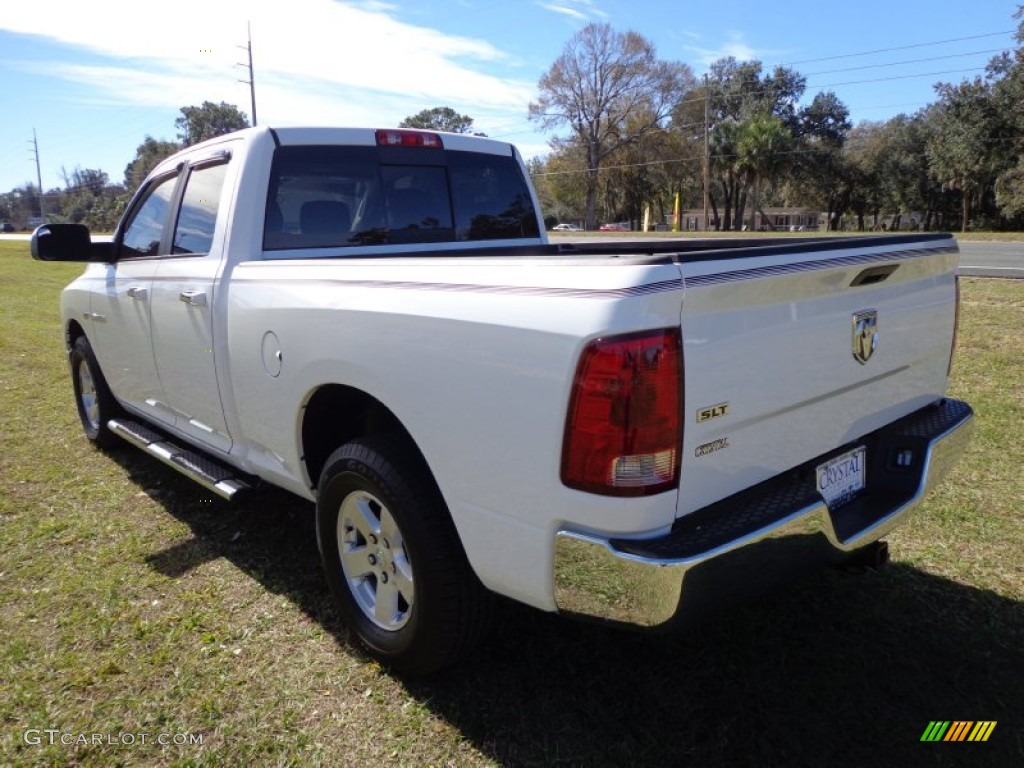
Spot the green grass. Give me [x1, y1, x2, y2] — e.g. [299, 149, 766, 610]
[1, 241, 1021, 766]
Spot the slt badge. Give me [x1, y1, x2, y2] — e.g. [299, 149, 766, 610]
[852, 309, 879, 364]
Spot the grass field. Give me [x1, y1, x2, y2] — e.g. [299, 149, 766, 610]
[0, 240, 1021, 767]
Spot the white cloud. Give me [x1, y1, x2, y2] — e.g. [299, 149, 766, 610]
[30, 63, 239, 109]
[684, 31, 759, 67]
[1, 0, 534, 123]
[538, 3, 588, 21]
[350, 0, 400, 11]
[535, 0, 608, 22]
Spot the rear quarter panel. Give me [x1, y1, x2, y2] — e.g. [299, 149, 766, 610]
[224, 258, 687, 609]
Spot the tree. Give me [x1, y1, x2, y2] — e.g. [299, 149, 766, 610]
[526, 156, 561, 229]
[57, 167, 126, 232]
[123, 136, 181, 190]
[877, 112, 949, 230]
[844, 121, 888, 230]
[400, 106, 477, 134]
[529, 23, 693, 229]
[0, 185, 42, 229]
[531, 143, 590, 225]
[708, 118, 743, 230]
[797, 91, 850, 149]
[175, 101, 250, 146]
[995, 165, 1024, 219]
[782, 92, 853, 230]
[699, 58, 809, 230]
[989, 9, 1024, 224]
[0, 192, 12, 224]
[926, 79, 1005, 232]
[705, 58, 806, 128]
[735, 115, 792, 229]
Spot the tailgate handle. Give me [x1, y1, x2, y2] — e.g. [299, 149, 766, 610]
[851, 264, 899, 287]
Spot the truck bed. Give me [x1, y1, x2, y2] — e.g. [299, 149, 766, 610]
[274, 233, 952, 264]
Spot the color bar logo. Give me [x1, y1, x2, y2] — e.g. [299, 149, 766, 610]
[921, 721, 997, 742]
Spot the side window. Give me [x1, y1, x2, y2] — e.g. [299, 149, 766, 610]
[173, 162, 229, 255]
[120, 174, 178, 258]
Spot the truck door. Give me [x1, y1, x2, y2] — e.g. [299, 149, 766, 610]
[88, 171, 181, 426]
[149, 152, 234, 454]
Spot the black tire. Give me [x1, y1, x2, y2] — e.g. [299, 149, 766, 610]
[316, 436, 491, 675]
[69, 335, 120, 448]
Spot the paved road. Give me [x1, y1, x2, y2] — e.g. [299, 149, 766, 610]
[4, 233, 1023, 278]
[552, 234, 1024, 279]
[957, 240, 1024, 279]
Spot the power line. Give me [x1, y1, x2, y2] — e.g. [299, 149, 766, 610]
[471, 32, 1017, 146]
[809, 65, 991, 90]
[661, 31, 1019, 113]
[804, 47, 1005, 77]
[784, 30, 1014, 66]
[658, 57, 1000, 118]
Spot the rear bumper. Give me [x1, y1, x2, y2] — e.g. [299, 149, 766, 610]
[552, 398, 974, 628]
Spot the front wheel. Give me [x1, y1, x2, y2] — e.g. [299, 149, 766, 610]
[316, 437, 491, 675]
[69, 335, 120, 447]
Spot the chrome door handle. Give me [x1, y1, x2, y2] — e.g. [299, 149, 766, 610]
[179, 290, 207, 307]
[126, 286, 147, 300]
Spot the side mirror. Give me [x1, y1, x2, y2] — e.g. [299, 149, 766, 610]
[31, 223, 113, 262]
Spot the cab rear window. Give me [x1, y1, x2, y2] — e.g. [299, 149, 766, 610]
[263, 145, 539, 251]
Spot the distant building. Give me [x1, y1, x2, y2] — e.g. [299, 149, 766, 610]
[675, 207, 823, 232]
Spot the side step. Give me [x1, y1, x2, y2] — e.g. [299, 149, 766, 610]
[108, 418, 255, 500]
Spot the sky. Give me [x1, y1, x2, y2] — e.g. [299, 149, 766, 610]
[0, 0, 1020, 196]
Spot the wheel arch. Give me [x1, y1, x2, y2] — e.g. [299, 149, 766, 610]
[300, 383, 431, 493]
[66, 318, 87, 349]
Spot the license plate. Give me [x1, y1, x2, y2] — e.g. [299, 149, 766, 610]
[816, 446, 866, 508]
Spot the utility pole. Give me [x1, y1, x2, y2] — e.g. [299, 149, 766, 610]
[238, 22, 257, 126]
[702, 75, 711, 232]
[29, 128, 45, 222]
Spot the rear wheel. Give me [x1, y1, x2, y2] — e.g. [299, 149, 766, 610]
[316, 436, 491, 675]
[69, 335, 120, 447]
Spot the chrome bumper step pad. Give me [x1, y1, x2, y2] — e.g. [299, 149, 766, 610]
[553, 398, 974, 628]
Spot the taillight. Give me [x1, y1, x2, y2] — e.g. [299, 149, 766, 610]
[375, 129, 443, 148]
[948, 275, 961, 377]
[561, 329, 683, 496]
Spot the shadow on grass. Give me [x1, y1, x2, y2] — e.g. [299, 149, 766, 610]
[115, 449, 1022, 768]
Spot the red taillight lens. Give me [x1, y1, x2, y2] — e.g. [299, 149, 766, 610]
[561, 329, 683, 496]
[375, 129, 443, 148]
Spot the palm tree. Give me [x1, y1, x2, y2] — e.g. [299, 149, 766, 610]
[709, 118, 742, 230]
[735, 115, 792, 230]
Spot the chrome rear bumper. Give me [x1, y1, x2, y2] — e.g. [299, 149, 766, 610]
[552, 398, 974, 628]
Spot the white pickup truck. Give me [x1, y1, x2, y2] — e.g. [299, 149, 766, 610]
[33, 126, 973, 674]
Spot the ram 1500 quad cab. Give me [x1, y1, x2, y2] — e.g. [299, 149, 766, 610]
[33, 126, 973, 674]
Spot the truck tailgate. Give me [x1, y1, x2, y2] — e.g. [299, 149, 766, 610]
[675, 236, 959, 517]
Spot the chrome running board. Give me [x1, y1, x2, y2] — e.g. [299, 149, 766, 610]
[107, 418, 254, 500]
